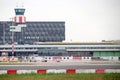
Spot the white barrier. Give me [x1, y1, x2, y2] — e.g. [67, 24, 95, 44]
[32, 56, 92, 61]
[47, 69, 66, 73]
[76, 69, 95, 73]
[17, 70, 37, 74]
[106, 69, 120, 73]
[0, 70, 7, 74]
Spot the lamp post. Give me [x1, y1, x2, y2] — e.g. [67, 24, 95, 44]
[10, 18, 14, 58]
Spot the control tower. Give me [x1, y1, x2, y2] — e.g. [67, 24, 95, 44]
[13, 7, 26, 44]
[14, 7, 26, 24]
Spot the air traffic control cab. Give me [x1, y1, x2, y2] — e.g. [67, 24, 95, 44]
[14, 8, 26, 24]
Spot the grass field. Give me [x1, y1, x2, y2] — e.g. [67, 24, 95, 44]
[0, 73, 120, 80]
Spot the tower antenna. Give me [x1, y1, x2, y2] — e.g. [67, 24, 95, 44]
[16, 3, 18, 7]
[22, 2, 24, 7]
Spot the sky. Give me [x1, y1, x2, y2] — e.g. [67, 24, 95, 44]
[0, 0, 120, 42]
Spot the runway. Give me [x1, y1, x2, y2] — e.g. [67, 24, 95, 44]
[0, 65, 120, 70]
[0, 61, 120, 70]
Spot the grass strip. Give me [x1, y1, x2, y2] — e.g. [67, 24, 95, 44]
[0, 73, 120, 80]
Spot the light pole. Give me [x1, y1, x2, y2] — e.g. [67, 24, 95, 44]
[10, 18, 14, 58]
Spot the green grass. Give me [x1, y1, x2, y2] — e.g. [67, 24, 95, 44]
[0, 73, 120, 80]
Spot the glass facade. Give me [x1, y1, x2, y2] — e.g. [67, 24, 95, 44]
[0, 44, 120, 57]
[93, 51, 120, 57]
[15, 8, 25, 15]
[0, 21, 65, 44]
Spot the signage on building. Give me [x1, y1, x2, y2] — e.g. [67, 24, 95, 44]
[10, 26, 21, 32]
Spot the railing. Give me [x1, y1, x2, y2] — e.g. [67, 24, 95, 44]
[0, 49, 38, 52]
[67, 49, 120, 51]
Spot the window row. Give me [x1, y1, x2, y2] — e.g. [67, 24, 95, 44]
[27, 23, 64, 27]
[24, 36, 64, 40]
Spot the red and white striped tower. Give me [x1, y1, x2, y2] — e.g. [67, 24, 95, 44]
[14, 7, 26, 24]
[14, 15, 26, 23]
[11, 7, 26, 58]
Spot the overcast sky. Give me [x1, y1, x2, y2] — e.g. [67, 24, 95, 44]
[0, 0, 120, 42]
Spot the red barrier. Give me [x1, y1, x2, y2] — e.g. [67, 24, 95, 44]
[66, 69, 76, 74]
[73, 57, 81, 60]
[37, 69, 46, 74]
[96, 69, 105, 73]
[53, 56, 62, 61]
[7, 70, 17, 74]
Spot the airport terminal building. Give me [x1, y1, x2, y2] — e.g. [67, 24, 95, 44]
[0, 42, 120, 61]
[0, 21, 65, 44]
